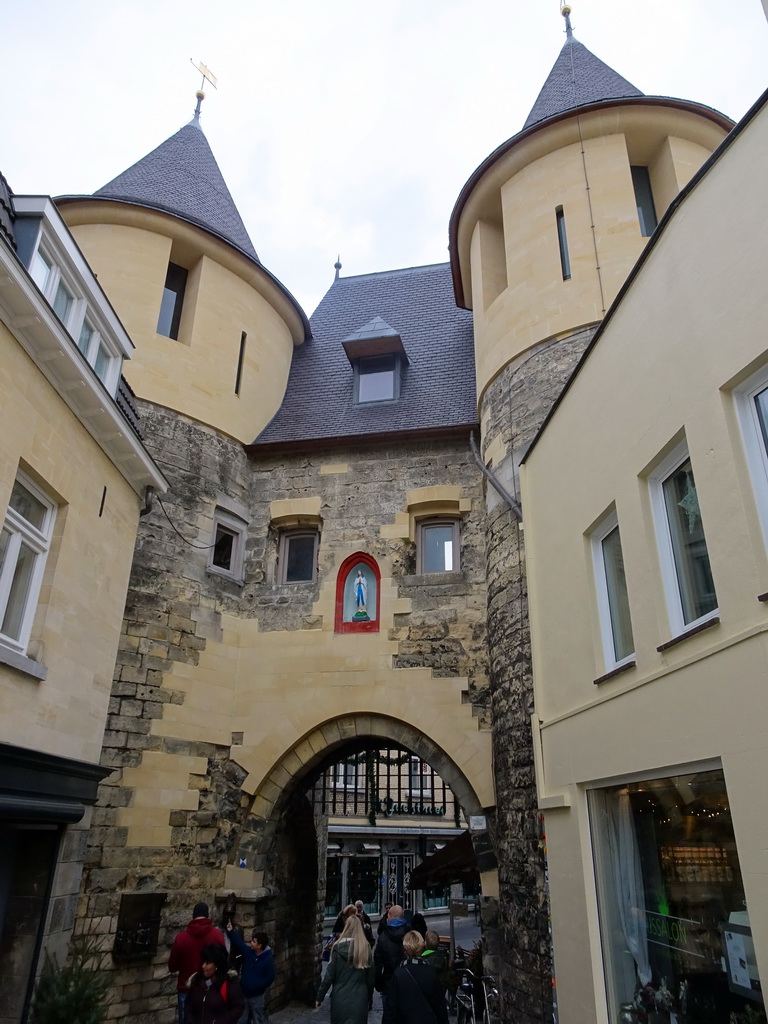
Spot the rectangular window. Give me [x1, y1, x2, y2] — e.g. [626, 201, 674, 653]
[592, 512, 635, 669]
[734, 368, 768, 550]
[156, 262, 188, 340]
[409, 757, 432, 796]
[335, 760, 358, 789]
[207, 508, 246, 582]
[356, 355, 398, 404]
[555, 206, 571, 280]
[417, 519, 459, 574]
[52, 279, 74, 326]
[279, 531, 318, 583]
[0, 473, 56, 654]
[631, 166, 658, 237]
[590, 768, 762, 1024]
[650, 444, 717, 634]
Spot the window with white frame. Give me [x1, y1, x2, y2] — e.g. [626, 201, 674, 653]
[335, 760, 359, 789]
[278, 530, 318, 584]
[0, 474, 56, 655]
[591, 511, 635, 670]
[417, 519, 460, 573]
[29, 239, 122, 392]
[409, 757, 432, 796]
[735, 366, 768, 549]
[649, 444, 718, 635]
[208, 508, 247, 582]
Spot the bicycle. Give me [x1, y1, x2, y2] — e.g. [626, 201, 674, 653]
[453, 964, 498, 1024]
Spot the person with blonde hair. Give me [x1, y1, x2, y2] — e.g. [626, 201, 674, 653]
[316, 914, 375, 1024]
[382, 931, 448, 1024]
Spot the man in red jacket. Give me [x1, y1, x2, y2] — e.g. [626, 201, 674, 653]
[168, 902, 226, 1024]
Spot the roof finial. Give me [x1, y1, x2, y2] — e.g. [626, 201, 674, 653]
[189, 60, 218, 125]
[560, 3, 574, 39]
[334, 255, 342, 282]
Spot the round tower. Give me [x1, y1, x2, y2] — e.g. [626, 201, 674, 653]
[450, 11, 732, 1022]
[57, 101, 308, 445]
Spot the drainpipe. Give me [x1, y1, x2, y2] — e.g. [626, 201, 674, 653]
[469, 433, 523, 522]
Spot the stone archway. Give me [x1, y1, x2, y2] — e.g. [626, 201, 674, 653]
[224, 713, 490, 1007]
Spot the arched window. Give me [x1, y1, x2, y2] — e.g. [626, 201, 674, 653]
[334, 552, 381, 634]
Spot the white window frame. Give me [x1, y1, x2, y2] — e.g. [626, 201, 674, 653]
[335, 760, 359, 789]
[207, 508, 247, 583]
[649, 441, 718, 637]
[0, 472, 56, 655]
[408, 756, 432, 797]
[591, 510, 635, 671]
[735, 365, 768, 550]
[29, 236, 122, 394]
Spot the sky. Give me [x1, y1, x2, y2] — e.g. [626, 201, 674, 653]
[2, 1, 766, 315]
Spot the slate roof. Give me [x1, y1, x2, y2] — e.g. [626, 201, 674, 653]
[524, 32, 643, 130]
[94, 120, 259, 262]
[0, 171, 15, 251]
[252, 263, 477, 448]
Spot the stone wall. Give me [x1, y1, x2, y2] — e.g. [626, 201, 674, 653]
[480, 327, 594, 1024]
[78, 402, 491, 1021]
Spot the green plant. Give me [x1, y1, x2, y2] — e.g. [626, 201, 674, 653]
[32, 932, 110, 1024]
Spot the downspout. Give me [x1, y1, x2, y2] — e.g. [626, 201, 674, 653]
[469, 433, 523, 522]
[140, 485, 155, 517]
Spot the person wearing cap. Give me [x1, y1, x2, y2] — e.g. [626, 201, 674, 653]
[169, 901, 226, 1024]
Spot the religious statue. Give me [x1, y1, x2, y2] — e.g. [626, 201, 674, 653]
[354, 569, 367, 615]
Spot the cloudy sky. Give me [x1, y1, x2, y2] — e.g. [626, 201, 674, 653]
[2, 1, 766, 314]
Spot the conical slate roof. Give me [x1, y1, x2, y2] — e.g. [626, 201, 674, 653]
[94, 120, 259, 262]
[523, 31, 643, 130]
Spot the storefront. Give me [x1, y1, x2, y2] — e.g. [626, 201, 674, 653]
[589, 767, 762, 1023]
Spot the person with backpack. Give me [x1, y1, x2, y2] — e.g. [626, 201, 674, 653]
[225, 921, 275, 1024]
[185, 943, 244, 1024]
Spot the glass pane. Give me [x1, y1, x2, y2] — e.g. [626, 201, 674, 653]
[631, 166, 658, 237]
[9, 481, 47, 531]
[1, 541, 36, 640]
[601, 526, 634, 661]
[0, 528, 9, 575]
[52, 280, 74, 324]
[30, 250, 52, 292]
[358, 357, 395, 403]
[212, 526, 235, 570]
[78, 320, 93, 355]
[94, 343, 110, 382]
[422, 525, 454, 572]
[347, 856, 380, 915]
[590, 769, 761, 1024]
[754, 386, 768, 454]
[285, 534, 315, 582]
[662, 458, 717, 624]
[156, 262, 187, 340]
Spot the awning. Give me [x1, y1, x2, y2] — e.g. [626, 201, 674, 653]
[409, 830, 479, 889]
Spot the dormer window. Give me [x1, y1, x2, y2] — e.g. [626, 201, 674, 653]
[341, 316, 409, 406]
[356, 354, 399, 404]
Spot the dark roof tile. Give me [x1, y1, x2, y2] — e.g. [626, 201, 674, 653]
[253, 263, 477, 446]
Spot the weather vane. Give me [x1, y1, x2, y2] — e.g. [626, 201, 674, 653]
[189, 60, 218, 120]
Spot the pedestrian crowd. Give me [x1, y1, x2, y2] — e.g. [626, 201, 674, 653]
[167, 898, 451, 1024]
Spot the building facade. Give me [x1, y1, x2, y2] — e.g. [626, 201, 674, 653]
[522, 88, 768, 1024]
[0, 178, 165, 1023]
[0, 11, 752, 1024]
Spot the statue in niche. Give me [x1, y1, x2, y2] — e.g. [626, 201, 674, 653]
[354, 569, 368, 618]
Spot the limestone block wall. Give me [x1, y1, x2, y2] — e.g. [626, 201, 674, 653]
[479, 325, 594, 1024]
[78, 402, 492, 1022]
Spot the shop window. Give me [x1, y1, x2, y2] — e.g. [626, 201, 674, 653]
[325, 855, 343, 918]
[208, 508, 247, 582]
[592, 511, 635, 670]
[278, 530, 318, 584]
[650, 444, 718, 636]
[113, 892, 167, 962]
[417, 519, 460, 574]
[156, 261, 188, 340]
[355, 355, 399, 404]
[0, 473, 56, 655]
[631, 166, 658, 237]
[589, 768, 762, 1023]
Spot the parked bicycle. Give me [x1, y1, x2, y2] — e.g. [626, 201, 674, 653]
[453, 964, 498, 1024]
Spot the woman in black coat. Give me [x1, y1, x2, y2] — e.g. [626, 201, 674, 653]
[383, 931, 449, 1024]
[186, 943, 244, 1024]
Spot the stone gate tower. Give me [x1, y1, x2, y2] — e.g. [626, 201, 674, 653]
[449, 10, 731, 1021]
